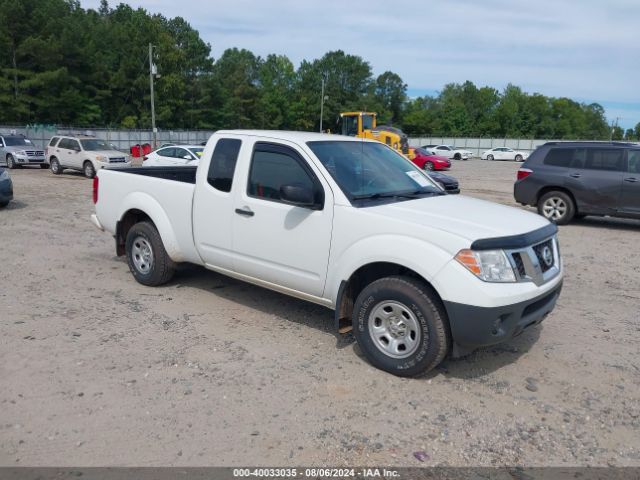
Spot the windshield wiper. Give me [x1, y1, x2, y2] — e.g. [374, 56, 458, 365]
[352, 189, 442, 201]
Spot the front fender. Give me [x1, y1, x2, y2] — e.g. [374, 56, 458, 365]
[325, 234, 455, 306]
[117, 191, 185, 262]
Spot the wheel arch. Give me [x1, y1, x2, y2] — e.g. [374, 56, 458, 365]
[114, 192, 185, 262]
[536, 186, 578, 212]
[334, 261, 447, 333]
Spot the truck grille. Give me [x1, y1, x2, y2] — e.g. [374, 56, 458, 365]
[109, 157, 126, 163]
[507, 236, 560, 286]
[511, 252, 527, 277]
[532, 239, 555, 273]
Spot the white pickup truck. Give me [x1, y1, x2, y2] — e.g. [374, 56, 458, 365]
[91, 130, 563, 376]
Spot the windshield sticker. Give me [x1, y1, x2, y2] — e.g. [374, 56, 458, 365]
[406, 170, 430, 187]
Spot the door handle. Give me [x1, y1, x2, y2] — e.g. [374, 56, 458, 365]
[235, 208, 254, 217]
[624, 177, 638, 183]
[569, 173, 581, 178]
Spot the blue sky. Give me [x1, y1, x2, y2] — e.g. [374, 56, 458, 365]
[83, 0, 639, 130]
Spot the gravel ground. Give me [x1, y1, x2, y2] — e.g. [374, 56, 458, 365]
[0, 160, 639, 467]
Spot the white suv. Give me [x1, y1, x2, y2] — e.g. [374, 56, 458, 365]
[47, 135, 132, 178]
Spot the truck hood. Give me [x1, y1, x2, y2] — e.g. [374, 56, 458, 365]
[369, 194, 550, 244]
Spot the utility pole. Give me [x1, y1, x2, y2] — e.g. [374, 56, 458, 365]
[610, 116, 620, 141]
[319, 77, 325, 133]
[149, 43, 157, 148]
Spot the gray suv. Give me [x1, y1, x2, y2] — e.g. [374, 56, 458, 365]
[514, 142, 640, 224]
[0, 135, 47, 169]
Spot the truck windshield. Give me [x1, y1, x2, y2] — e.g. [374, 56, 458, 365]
[80, 139, 110, 151]
[307, 141, 442, 202]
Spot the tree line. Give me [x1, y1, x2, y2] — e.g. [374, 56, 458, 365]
[1, 0, 638, 140]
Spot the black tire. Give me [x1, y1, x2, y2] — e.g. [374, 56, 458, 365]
[50, 157, 62, 175]
[425, 161, 434, 171]
[352, 276, 450, 377]
[0, 200, 8, 208]
[515, 154, 523, 162]
[487, 154, 494, 161]
[125, 221, 175, 286]
[538, 190, 575, 225]
[453, 153, 461, 160]
[40, 164, 49, 169]
[83, 161, 96, 179]
[7, 155, 16, 169]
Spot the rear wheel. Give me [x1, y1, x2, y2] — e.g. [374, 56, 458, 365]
[538, 191, 575, 225]
[352, 276, 450, 377]
[125, 221, 175, 286]
[83, 161, 96, 179]
[50, 157, 62, 175]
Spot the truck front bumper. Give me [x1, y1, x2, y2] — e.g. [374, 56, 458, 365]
[443, 281, 562, 356]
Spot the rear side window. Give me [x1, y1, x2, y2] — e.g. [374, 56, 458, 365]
[544, 148, 576, 167]
[248, 144, 318, 203]
[207, 138, 241, 192]
[585, 149, 623, 171]
[58, 138, 71, 149]
[157, 148, 175, 158]
[49, 137, 59, 147]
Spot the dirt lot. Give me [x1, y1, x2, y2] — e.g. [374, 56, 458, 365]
[1, 160, 639, 467]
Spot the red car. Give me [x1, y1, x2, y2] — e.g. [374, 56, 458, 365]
[411, 147, 451, 171]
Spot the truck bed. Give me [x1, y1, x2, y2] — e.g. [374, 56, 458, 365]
[111, 166, 197, 183]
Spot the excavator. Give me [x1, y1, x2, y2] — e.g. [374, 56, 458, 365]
[338, 111, 415, 159]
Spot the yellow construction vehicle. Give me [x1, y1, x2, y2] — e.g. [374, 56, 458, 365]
[338, 111, 414, 159]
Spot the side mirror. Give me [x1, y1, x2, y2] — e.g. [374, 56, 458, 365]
[280, 183, 319, 209]
[183, 155, 192, 160]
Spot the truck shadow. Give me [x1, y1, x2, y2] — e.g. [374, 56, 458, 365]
[171, 263, 543, 380]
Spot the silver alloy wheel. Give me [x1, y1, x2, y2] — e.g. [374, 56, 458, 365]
[51, 159, 59, 173]
[542, 196, 567, 221]
[7, 155, 14, 168]
[84, 162, 94, 177]
[368, 301, 421, 359]
[487, 154, 494, 161]
[131, 236, 154, 274]
[425, 162, 434, 170]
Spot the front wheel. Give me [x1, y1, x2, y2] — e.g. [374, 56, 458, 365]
[538, 191, 575, 225]
[453, 153, 461, 160]
[125, 221, 175, 286]
[515, 154, 523, 162]
[487, 154, 494, 161]
[425, 162, 434, 171]
[7, 155, 16, 169]
[352, 276, 450, 377]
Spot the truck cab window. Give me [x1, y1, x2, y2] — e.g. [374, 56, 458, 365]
[248, 147, 316, 202]
[207, 138, 241, 192]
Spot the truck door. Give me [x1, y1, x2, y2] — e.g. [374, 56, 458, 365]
[192, 137, 244, 271]
[620, 149, 640, 215]
[231, 141, 333, 298]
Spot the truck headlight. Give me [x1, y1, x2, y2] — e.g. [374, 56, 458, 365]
[455, 249, 516, 282]
[95, 155, 107, 162]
